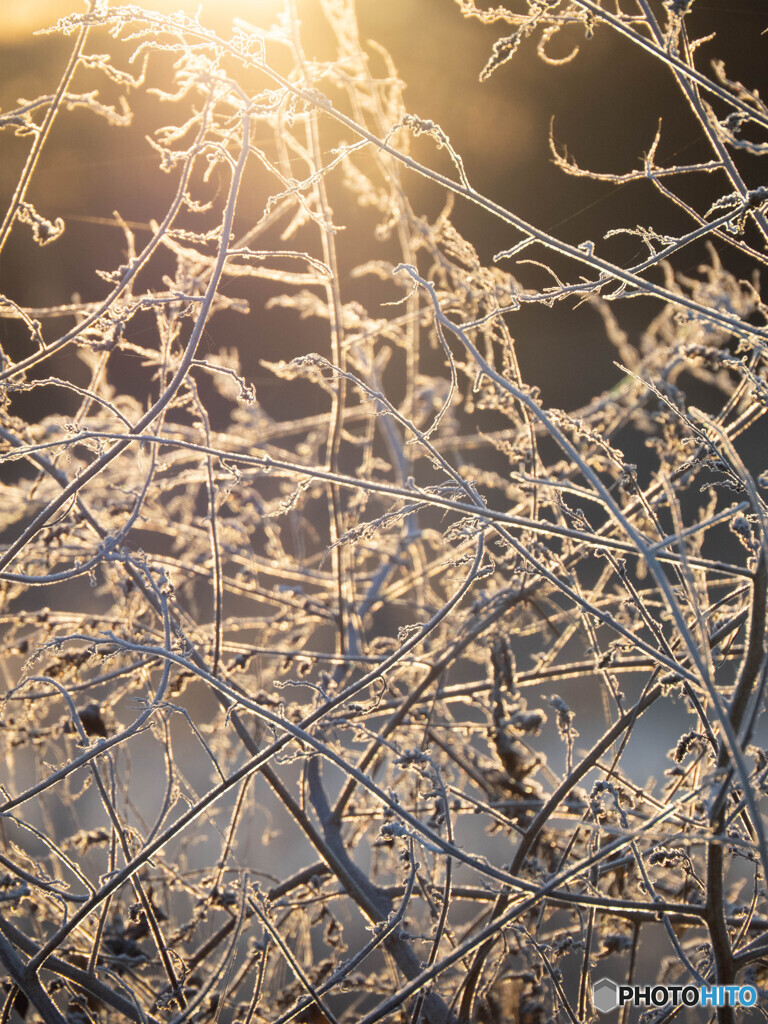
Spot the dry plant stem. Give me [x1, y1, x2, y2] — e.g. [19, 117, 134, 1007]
[249, 890, 342, 1024]
[457, 677, 662, 1021]
[0, 7, 91, 257]
[40, 676, 185, 1004]
[407, 266, 768, 877]
[286, 0, 351, 662]
[23, 635, 709, 959]
[307, 761, 456, 1024]
[248, 61, 768, 342]
[0, 120, 206, 386]
[0, 911, 160, 1023]
[20, 538, 487, 977]
[459, 581, 762, 1019]
[84, 7, 768, 343]
[0, 930, 66, 1024]
[704, 550, 767, 1024]
[2, 3, 768, 1020]
[3, 428, 748, 584]
[355, 800, 708, 1024]
[0, 111, 251, 575]
[256, 757, 453, 1023]
[0, 986, 20, 1024]
[265, 852, 422, 1024]
[638, 0, 768, 244]
[572, 0, 768, 131]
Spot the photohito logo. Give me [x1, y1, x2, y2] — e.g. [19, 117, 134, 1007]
[592, 978, 757, 1014]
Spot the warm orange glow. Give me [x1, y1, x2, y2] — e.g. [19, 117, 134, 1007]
[0, 0, 281, 39]
[0, 0, 70, 38]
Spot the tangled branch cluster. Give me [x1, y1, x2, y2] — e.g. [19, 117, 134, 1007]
[1, 2, 767, 1022]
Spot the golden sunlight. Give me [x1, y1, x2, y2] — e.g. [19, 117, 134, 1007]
[0, 0, 281, 39]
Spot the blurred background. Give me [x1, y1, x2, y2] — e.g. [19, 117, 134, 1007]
[2, 0, 766, 417]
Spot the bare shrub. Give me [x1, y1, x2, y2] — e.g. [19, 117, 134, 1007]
[1, 2, 767, 1023]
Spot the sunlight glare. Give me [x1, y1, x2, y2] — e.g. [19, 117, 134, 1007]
[0, 0, 282, 40]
